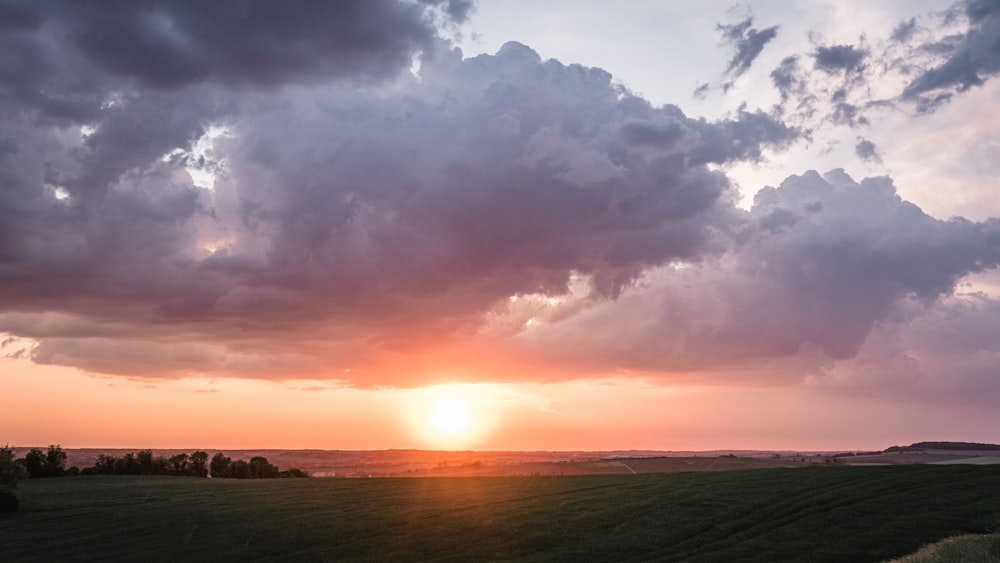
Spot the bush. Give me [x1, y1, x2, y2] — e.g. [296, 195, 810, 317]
[22, 445, 68, 478]
[210, 452, 232, 478]
[1, 444, 28, 500]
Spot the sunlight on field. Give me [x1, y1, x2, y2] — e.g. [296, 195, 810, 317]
[888, 533, 1000, 563]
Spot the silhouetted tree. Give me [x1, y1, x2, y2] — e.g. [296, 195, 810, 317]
[23, 448, 47, 478]
[249, 456, 279, 478]
[45, 445, 67, 476]
[92, 454, 117, 474]
[189, 451, 209, 477]
[1, 445, 28, 512]
[114, 452, 138, 475]
[169, 453, 189, 475]
[230, 460, 251, 479]
[210, 453, 232, 478]
[135, 450, 168, 475]
[137, 450, 155, 474]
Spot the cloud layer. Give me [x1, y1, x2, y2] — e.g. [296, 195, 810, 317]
[2, 0, 999, 400]
[500, 171, 999, 379]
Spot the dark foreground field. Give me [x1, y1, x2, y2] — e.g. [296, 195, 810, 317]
[3, 465, 999, 562]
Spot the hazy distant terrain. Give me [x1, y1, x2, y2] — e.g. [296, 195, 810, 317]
[17, 441, 1000, 478]
[10, 447, 810, 477]
[832, 442, 1000, 467]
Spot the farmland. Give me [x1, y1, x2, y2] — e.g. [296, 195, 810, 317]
[3, 464, 999, 561]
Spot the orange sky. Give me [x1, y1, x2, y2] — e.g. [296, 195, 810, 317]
[5, 355, 996, 452]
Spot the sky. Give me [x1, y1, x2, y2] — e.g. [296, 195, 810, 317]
[2, 0, 1000, 452]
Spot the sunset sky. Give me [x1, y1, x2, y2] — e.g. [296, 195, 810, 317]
[2, 0, 999, 452]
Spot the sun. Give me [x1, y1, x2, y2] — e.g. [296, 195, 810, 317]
[401, 384, 499, 449]
[430, 398, 470, 435]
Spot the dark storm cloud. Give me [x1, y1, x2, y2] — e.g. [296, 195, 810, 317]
[767, 51, 875, 129]
[760, 37, 876, 128]
[703, 0, 1000, 144]
[833, 102, 873, 127]
[767, 0, 1000, 117]
[0, 0, 472, 208]
[756, 0, 1000, 129]
[854, 138, 881, 162]
[619, 106, 798, 165]
[717, 17, 779, 79]
[511, 170, 1000, 379]
[748, 0, 1000, 130]
[730, 170, 1000, 359]
[697, 15, 778, 96]
[891, 18, 919, 43]
[0, 0, 470, 380]
[813, 44, 868, 75]
[4, 0, 468, 90]
[0, 16, 801, 384]
[903, 0, 1000, 99]
[770, 56, 804, 103]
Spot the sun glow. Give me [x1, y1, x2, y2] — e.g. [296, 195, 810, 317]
[401, 384, 500, 449]
[430, 398, 470, 435]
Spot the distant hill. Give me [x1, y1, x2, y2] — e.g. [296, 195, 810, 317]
[885, 441, 1000, 453]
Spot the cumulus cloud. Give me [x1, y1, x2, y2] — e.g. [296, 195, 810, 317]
[1, 0, 998, 401]
[501, 170, 1000, 382]
[0, 1, 801, 386]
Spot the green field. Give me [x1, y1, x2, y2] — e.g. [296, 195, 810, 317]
[3, 465, 999, 562]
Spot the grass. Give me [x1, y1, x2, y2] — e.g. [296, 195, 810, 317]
[890, 533, 1000, 562]
[2, 465, 999, 562]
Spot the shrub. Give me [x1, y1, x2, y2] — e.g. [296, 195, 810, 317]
[0, 444, 28, 499]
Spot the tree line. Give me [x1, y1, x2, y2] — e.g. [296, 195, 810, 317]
[83, 448, 308, 478]
[85, 449, 210, 477]
[1, 444, 308, 512]
[209, 452, 308, 479]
